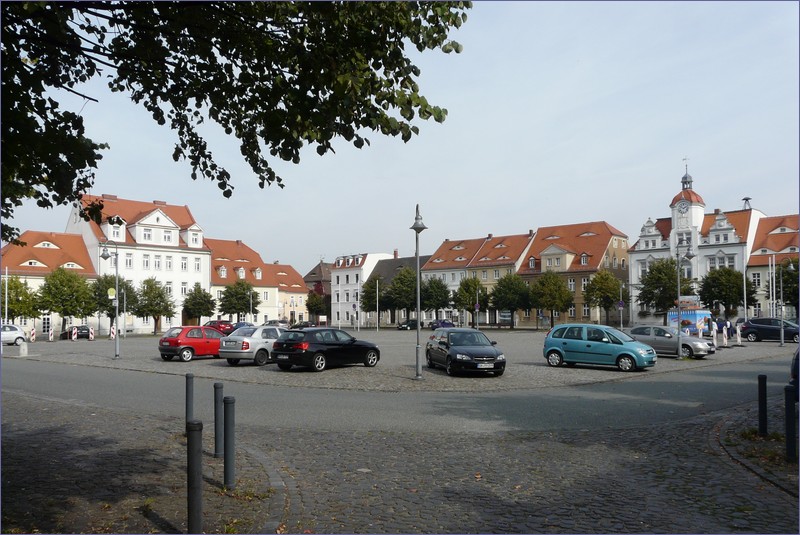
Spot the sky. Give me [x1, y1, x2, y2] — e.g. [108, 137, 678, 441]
[7, 1, 799, 276]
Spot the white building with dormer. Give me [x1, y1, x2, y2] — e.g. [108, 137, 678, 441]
[628, 168, 768, 319]
[330, 252, 393, 328]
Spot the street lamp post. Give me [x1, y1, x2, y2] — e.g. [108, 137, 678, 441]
[411, 204, 427, 380]
[619, 282, 626, 330]
[779, 261, 795, 347]
[100, 240, 120, 359]
[676, 240, 696, 358]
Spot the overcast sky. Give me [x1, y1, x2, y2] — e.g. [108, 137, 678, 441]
[8, 1, 799, 275]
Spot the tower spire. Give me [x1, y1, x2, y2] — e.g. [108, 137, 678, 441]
[681, 157, 693, 190]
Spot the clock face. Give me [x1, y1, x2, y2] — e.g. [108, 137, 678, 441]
[677, 201, 690, 214]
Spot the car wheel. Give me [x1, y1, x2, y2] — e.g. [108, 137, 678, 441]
[179, 348, 194, 362]
[426, 351, 436, 369]
[277, 362, 292, 371]
[793, 333, 799, 343]
[746, 332, 759, 342]
[680, 345, 693, 358]
[254, 350, 269, 366]
[494, 368, 505, 377]
[617, 355, 636, 372]
[445, 358, 456, 376]
[364, 350, 379, 367]
[312, 353, 327, 372]
[546, 350, 563, 367]
[227, 358, 240, 366]
[14, 337, 24, 346]
[160, 354, 172, 361]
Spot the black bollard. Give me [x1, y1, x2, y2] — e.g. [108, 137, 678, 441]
[187, 420, 203, 534]
[758, 374, 767, 436]
[214, 383, 224, 458]
[224, 396, 236, 489]
[185, 373, 194, 423]
[785, 386, 797, 462]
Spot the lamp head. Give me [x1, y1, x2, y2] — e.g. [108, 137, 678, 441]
[410, 204, 427, 234]
[684, 245, 696, 260]
[100, 246, 111, 260]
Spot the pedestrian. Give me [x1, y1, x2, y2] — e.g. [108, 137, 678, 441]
[711, 318, 718, 347]
[721, 318, 729, 347]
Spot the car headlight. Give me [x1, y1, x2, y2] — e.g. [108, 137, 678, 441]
[496, 354, 506, 361]
[455, 353, 471, 361]
[637, 348, 649, 355]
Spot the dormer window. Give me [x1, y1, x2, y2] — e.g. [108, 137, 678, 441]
[580, 255, 589, 265]
[255, 268, 262, 280]
[143, 228, 152, 241]
[355, 256, 363, 266]
[112, 226, 121, 239]
[237, 267, 245, 279]
[220, 266, 227, 278]
[164, 231, 172, 243]
[191, 233, 199, 245]
[346, 257, 353, 267]
[528, 257, 535, 269]
[336, 258, 343, 267]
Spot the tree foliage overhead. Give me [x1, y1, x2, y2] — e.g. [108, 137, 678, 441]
[698, 267, 756, 319]
[583, 269, 625, 324]
[422, 276, 451, 317]
[218, 280, 260, 317]
[90, 274, 139, 327]
[1, 1, 471, 243]
[637, 258, 694, 322]
[182, 282, 216, 321]
[38, 267, 96, 331]
[452, 277, 488, 327]
[0, 276, 41, 322]
[530, 271, 573, 326]
[132, 277, 175, 334]
[489, 273, 530, 328]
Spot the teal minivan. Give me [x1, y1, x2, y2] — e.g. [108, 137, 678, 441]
[543, 323, 657, 372]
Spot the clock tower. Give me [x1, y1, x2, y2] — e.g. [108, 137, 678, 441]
[670, 164, 705, 232]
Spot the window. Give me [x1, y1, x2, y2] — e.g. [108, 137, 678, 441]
[220, 266, 227, 278]
[568, 305, 576, 318]
[143, 228, 152, 241]
[546, 258, 552, 267]
[335, 275, 340, 285]
[346, 274, 350, 284]
[335, 292, 340, 303]
[528, 257, 535, 269]
[612, 257, 618, 269]
[125, 253, 133, 269]
[142, 254, 150, 270]
[166, 256, 173, 270]
[112, 226, 120, 239]
[568, 278, 576, 292]
[345, 292, 350, 302]
[580, 255, 589, 266]
[164, 231, 172, 243]
[154, 255, 161, 270]
[165, 282, 173, 295]
[181, 282, 188, 296]
[195, 258, 202, 272]
[582, 278, 589, 291]
[255, 269, 262, 280]
[481, 270, 487, 280]
[555, 258, 561, 267]
[583, 303, 590, 317]
[263, 291, 269, 301]
[237, 267, 245, 279]
[451, 272, 456, 281]
[752, 273, 761, 287]
[356, 274, 359, 283]
[181, 257, 188, 271]
[217, 290, 223, 299]
[191, 232, 199, 245]
[494, 270, 500, 279]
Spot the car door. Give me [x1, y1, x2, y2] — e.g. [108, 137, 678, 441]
[629, 326, 654, 348]
[202, 327, 223, 355]
[651, 327, 676, 354]
[558, 326, 587, 362]
[584, 326, 615, 364]
[430, 329, 449, 366]
[331, 329, 362, 364]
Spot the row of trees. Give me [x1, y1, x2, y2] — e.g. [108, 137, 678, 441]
[344, 260, 798, 328]
[0, 268, 260, 334]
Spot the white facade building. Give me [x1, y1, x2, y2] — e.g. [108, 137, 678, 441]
[331, 253, 392, 328]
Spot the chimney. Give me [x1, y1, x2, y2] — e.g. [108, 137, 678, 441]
[487, 233, 493, 239]
[102, 194, 117, 200]
[714, 208, 720, 215]
[153, 200, 167, 205]
[394, 249, 399, 259]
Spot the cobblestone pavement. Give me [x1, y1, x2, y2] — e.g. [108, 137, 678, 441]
[2, 331, 798, 533]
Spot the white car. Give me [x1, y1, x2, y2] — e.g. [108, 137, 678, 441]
[1, 325, 27, 346]
[220, 325, 286, 366]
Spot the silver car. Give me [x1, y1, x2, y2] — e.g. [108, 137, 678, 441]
[220, 326, 285, 366]
[626, 325, 715, 359]
[1, 324, 27, 346]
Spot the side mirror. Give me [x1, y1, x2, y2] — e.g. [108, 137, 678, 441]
[602, 337, 610, 343]
[491, 341, 497, 345]
[664, 333, 672, 338]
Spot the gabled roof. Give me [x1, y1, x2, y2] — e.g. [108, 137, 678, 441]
[747, 214, 799, 267]
[519, 221, 627, 274]
[422, 237, 487, 271]
[80, 194, 204, 246]
[0, 231, 97, 278]
[635, 209, 757, 249]
[467, 232, 535, 269]
[262, 263, 308, 294]
[371, 256, 432, 286]
[205, 238, 270, 287]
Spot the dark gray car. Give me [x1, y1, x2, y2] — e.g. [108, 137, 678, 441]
[425, 328, 505, 376]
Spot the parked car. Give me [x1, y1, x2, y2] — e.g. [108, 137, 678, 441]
[429, 319, 455, 330]
[397, 319, 422, 330]
[203, 320, 235, 336]
[272, 327, 380, 372]
[59, 325, 91, 340]
[231, 321, 255, 331]
[425, 327, 506, 376]
[626, 325, 715, 358]
[264, 319, 290, 329]
[220, 325, 285, 366]
[740, 318, 799, 343]
[290, 321, 316, 330]
[159, 326, 224, 362]
[543, 323, 657, 372]
[1, 324, 27, 345]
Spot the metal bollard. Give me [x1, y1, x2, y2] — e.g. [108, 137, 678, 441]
[785, 386, 797, 462]
[758, 374, 767, 436]
[224, 396, 236, 489]
[214, 383, 224, 458]
[187, 420, 203, 534]
[185, 373, 194, 423]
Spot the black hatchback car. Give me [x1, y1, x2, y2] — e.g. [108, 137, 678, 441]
[425, 327, 506, 376]
[740, 318, 799, 343]
[272, 327, 380, 372]
[59, 325, 91, 340]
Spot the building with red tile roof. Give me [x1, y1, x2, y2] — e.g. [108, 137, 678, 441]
[746, 215, 799, 317]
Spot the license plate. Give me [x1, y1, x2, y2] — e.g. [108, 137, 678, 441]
[224, 341, 237, 347]
[161, 341, 169, 346]
[477, 363, 494, 369]
[277, 355, 288, 360]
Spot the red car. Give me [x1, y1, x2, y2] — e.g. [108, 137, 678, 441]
[203, 320, 235, 335]
[159, 326, 223, 362]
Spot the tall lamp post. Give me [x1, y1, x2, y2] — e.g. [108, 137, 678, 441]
[100, 240, 120, 359]
[411, 204, 427, 380]
[619, 282, 626, 329]
[676, 240, 696, 358]
[779, 261, 795, 347]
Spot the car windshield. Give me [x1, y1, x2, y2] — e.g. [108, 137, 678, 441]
[605, 327, 635, 342]
[784, 320, 799, 328]
[277, 331, 306, 342]
[232, 327, 257, 337]
[449, 331, 491, 346]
